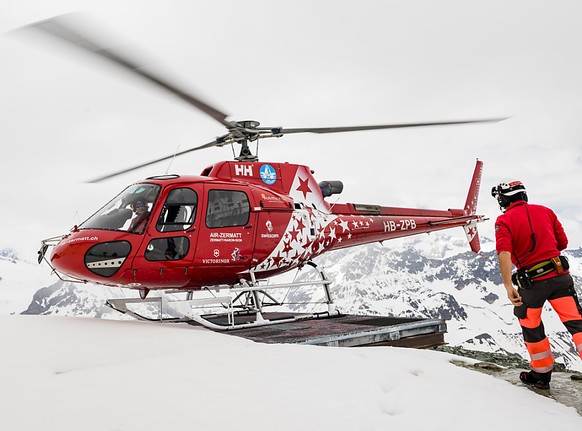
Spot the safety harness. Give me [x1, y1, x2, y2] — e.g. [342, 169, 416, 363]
[527, 257, 563, 279]
[513, 256, 569, 288]
[526, 256, 568, 280]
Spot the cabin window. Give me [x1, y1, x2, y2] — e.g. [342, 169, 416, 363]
[156, 188, 198, 232]
[206, 190, 250, 228]
[81, 183, 160, 233]
[144, 237, 190, 261]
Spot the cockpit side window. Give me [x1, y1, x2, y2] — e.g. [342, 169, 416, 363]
[80, 183, 160, 233]
[145, 237, 190, 261]
[206, 189, 250, 228]
[156, 188, 198, 232]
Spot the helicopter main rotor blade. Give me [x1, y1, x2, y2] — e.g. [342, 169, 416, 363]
[88, 137, 224, 183]
[26, 14, 232, 129]
[275, 118, 506, 135]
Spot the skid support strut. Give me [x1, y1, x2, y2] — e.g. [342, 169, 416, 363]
[106, 261, 338, 330]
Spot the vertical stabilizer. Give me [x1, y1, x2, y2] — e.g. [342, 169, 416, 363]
[463, 159, 483, 253]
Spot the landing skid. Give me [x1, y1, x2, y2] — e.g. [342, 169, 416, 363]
[106, 262, 339, 330]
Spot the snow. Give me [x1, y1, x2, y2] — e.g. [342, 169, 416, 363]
[1, 314, 581, 431]
[0, 253, 55, 314]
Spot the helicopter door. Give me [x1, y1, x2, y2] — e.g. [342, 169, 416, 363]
[195, 186, 256, 284]
[131, 186, 201, 289]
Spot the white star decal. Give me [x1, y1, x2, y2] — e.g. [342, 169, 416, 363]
[328, 227, 336, 240]
[339, 220, 350, 232]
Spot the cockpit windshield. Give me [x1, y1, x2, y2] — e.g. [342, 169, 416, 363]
[81, 183, 160, 233]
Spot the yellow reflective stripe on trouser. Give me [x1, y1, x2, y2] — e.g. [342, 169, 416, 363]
[525, 338, 554, 373]
[530, 350, 552, 361]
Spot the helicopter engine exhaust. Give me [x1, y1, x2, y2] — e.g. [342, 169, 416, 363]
[319, 181, 344, 198]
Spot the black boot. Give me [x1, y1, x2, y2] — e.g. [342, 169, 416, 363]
[519, 371, 551, 390]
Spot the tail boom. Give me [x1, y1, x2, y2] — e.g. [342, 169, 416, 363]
[327, 159, 485, 253]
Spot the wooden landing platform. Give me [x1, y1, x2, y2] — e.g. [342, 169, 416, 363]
[216, 313, 447, 348]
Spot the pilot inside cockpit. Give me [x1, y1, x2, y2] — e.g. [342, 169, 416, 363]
[79, 183, 160, 232]
[128, 199, 151, 233]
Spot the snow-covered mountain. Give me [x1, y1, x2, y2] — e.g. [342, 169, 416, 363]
[2, 235, 582, 371]
[0, 249, 130, 319]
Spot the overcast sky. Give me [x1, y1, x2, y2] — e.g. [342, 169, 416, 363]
[2, 0, 582, 259]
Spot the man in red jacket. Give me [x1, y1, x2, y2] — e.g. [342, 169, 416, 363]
[492, 180, 582, 389]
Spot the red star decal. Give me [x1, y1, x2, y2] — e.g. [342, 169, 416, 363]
[272, 252, 284, 267]
[296, 177, 312, 199]
[290, 228, 300, 241]
[296, 217, 306, 231]
[282, 240, 293, 254]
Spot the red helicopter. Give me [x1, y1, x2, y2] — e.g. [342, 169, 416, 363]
[32, 15, 495, 329]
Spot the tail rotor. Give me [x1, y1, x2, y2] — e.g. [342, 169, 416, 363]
[463, 159, 484, 253]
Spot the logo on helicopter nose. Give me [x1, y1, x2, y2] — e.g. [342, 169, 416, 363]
[260, 164, 277, 185]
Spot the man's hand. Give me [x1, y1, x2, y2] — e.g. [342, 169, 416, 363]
[497, 251, 523, 305]
[506, 286, 523, 306]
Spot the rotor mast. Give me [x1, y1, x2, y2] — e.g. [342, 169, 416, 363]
[231, 120, 261, 162]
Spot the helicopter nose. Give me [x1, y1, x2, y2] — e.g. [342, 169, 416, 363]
[51, 240, 131, 279]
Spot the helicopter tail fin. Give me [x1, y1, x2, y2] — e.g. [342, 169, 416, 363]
[462, 159, 484, 253]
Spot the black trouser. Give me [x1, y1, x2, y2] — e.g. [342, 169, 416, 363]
[515, 273, 582, 378]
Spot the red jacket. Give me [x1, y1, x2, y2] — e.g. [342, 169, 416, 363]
[129, 212, 150, 234]
[495, 201, 568, 274]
